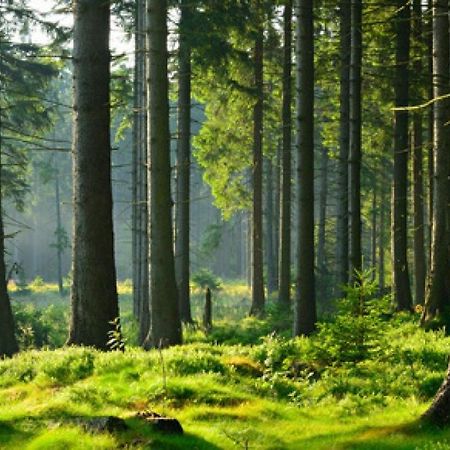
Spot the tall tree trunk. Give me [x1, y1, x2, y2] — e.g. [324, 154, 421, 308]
[175, 0, 193, 323]
[317, 145, 329, 293]
[54, 159, 64, 296]
[249, 6, 265, 316]
[273, 142, 280, 290]
[379, 181, 386, 292]
[412, 0, 426, 305]
[337, 0, 351, 289]
[294, 0, 316, 336]
[392, 0, 413, 311]
[0, 148, 18, 357]
[68, 0, 120, 349]
[132, 0, 150, 345]
[427, 0, 434, 262]
[421, 0, 450, 323]
[349, 0, 362, 279]
[144, 0, 182, 348]
[278, 0, 292, 308]
[266, 157, 277, 294]
[370, 181, 377, 279]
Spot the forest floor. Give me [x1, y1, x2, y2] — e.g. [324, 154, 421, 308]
[2, 281, 450, 449]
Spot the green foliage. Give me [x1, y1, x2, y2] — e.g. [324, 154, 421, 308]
[165, 347, 227, 376]
[191, 268, 222, 290]
[106, 317, 126, 352]
[312, 272, 390, 364]
[37, 349, 95, 385]
[13, 303, 67, 349]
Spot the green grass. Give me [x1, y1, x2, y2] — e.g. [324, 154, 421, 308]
[3, 282, 450, 448]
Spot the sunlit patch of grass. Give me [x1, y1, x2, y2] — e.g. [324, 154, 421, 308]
[25, 427, 116, 450]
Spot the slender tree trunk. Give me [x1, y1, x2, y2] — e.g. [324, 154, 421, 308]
[144, 0, 182, 348]
[294, 0, 316, 336]
[392, 0, 413, 311]
[317, 145, 329, 287]
[337, 0, 351, 289]
[68, 0, 120, 349]
[421, 0, 450, 323]
[54, 160, 63, 296]
[273, 142, 280, 290]
[250, 7, 265, 316]
[175, 0, 193, 323]
[379, 182, 386, 292]
[427, 0, 434, 261]
[279, 0, 292, 308]
[349, 0, 362, 279]
[412, 0, 426, 304]
[132, 0, 150, 345]
[0, 151, 18, 357]
[266, 157, 277, 294]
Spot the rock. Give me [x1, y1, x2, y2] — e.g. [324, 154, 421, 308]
[136, 410, 183, 435]
[76, 416, 128, 433]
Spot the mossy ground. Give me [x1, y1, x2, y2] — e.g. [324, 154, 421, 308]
[2, 282, 450, 449]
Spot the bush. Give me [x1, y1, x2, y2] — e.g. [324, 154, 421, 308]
[38, 349, 95, 385]
[312, 271, 390, 364]
[191, 268, 222, 290]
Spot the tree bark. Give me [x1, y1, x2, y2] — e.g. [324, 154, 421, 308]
[336, 0, 351, 289]
[54, 158, 64, 296]
[421, 0, 450, 323]
[0, 172, 18, 357]
[249, 5, 265, 316]
[317, 145, 329, 289]
[175, 0, 193, 323]
[349, 0, 362, 280]
[132, 0, 150, 345]
[144, 0, 182, 348]
[266, 157, 277, 294]
[68, 0, 120, 349]
[278, 0, 292, 308]
[392, 0, 413, 311]
[412, 0, 426, 305]
[294, 0, 316, 336]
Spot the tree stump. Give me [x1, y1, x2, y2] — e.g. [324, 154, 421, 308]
[203, 287, 212, 332]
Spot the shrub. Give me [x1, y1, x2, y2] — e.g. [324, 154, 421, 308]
[38, 349, 95, 385]
[191, 268, 222, 290]
[312, 271, 390, 364]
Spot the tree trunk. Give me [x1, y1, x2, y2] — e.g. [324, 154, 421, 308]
[203, 287, 212, 332]
[144, 0, 182, 348]
[294, 0, 316, 336]
[175, 0, 193, 323]
[0, 167, 18, 357]
[249, 6, 265, 316]
[423, 363, 450, 425]
[317, 145, 329, 293]
[266, 157, 277, 294]
[427, 0, 434, 263]
[68, 0, 120, 349]
[370, 182, 377, 279]
[392, 0, 413, 311]
[336, 0, 351, 289]
[421, 0, 450, 323]
[412, 0, 426, 304]
[379, 182, 386, 292]
[278, 0, 292, 308]
[132, 0, 150, 345]
[349, 0, 362, 279]
[54, 159, 64, 296]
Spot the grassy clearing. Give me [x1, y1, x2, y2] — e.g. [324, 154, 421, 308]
[2, 282, 450, 448]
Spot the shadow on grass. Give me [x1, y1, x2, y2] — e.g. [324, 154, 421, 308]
[290, 420, 450, 450]
[0, 420, 33, 446]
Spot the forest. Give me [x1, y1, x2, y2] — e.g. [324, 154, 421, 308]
[1, 0, 450, 448]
